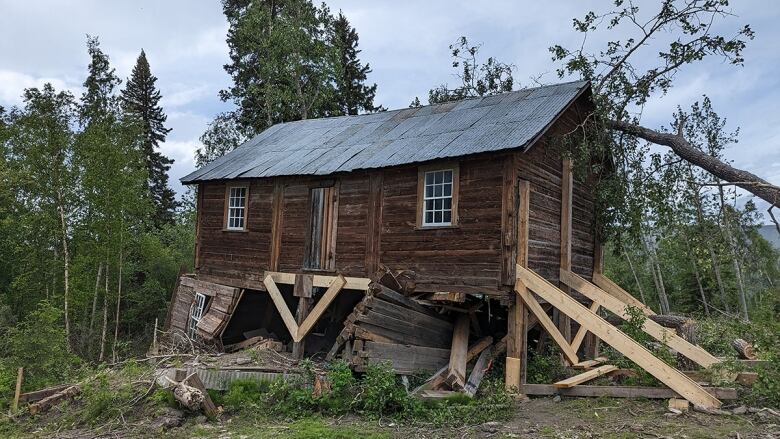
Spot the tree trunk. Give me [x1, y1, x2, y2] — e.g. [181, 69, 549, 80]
[56, 189, 71, 351]
[99, 262, 109, 362]
[693, 192, 730, 312]
[89, 263, 103, 333]
[685, 238, 710, 317]
[717, 186, 749, 321]
[112, 245, 123, 363]
[624, 250, 647, 304]
[732, 338, 756, 360]
[643, 236, 669, 314]
[609, 119, 780, 208]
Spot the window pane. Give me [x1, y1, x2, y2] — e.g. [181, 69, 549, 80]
[443, 198, 451, 209]
[434, 171, 442, 184]
[443, 211, 451, 223]
[434, 185, 442, 197]
[425, 185, 433, 197]
[425, 212, 433, 223]
[426, 199, 434, 211]
[434, 211, 442, 223]
[443, 184, 451, 196]
[443, 171, 452, 183]
[425, 172, 434, 185]
[434, 199, 442, 210]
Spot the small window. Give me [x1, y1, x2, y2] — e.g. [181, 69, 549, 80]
[419, 167, 457, 227]
[226, 186, 248, 230]
[188, 292, 207, 338]
[304, 186, 338, 270]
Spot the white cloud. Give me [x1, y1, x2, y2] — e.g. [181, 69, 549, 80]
[0, 70, 81, 107]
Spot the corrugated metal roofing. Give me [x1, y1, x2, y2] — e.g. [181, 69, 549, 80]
[181, 80, 589, 183]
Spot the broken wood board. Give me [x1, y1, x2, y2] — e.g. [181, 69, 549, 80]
[354, 342, 450, 375]
[464, 346, 493, 397]
[554, 365, 617, 388]
[18, 384, 74, 404]
[572, 357, 609, 369]
[560, 270, 720, 369]
[517, 265, 722, 409]
[224, 336, 284, 353]
[29, 385, 81, 415]
[413, 336, 495, 394]
[426, 292, 466, 303]
[445, 314, 470, 390]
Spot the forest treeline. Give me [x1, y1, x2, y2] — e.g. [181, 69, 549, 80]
[0, 0, 779, 402]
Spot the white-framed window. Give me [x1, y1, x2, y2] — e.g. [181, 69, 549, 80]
[227, 186, 247, 230]
[422, 169, 454, 226]
[188, 292, 207, 338]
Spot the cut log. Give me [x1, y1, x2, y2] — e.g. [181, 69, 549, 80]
[28, 385, 81, 415]
[445, 314, 470, 390]
[732, 339, 756, 360]
[19, 384, 73, 404]
[184, 373, 218, 419]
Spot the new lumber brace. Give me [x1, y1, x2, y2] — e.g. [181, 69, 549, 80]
[516, 265, 721, 409]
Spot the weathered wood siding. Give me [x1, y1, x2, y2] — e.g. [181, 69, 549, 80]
[192, 95, 597, 298]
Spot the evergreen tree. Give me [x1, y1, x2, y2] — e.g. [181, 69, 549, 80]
[121, 50, 176, 226]
[331, 12, 379, 115]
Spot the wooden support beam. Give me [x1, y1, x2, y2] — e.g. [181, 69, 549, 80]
[262, 274, 298, 339]
[446, 314, 470, 389]
[592, 272, 654, 315]
[413, 336, 494, 394]
[516, 287, 579, 365]
[570, 302, 599, 353]
[266, 271, 370, 291]
[516, 265, 721, 409]
[292, 297, 311, 359]
[560, 269, 720, 369]
[506, 179, 530, 392]
[522, 384, 737, 400]
[558, 159, 573, 343]
[269, 182, 284, 271]
[554, 364, 617, 388]
[295, 275, 346, 342]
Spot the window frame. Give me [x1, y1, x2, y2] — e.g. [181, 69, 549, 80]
[416, 163, 459, 229]
[303, 183, 339, 271]
[188, 292, 208, 339]
[224, 184, 250, 231]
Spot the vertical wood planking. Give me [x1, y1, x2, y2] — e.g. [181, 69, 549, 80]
[326, 182, 339, 270]
[559, 159, 573, 343]
[500, 155, 518, 285]
[195, 184, 203, 269]
[269, 182, 284, 271]
[365, 173, 383, 277]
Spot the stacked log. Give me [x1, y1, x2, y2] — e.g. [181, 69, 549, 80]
[330, 283, 454, 374]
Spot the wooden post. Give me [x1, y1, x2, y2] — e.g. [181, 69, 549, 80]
[292, 297, 311, 359]
[269, 182, 284, 271]
[11, 367, 23, 414]
[506, 180, 530, 393]
[446, 314, 470, 389]
[586, 239, 604, 358]
[365, 173, 383, 277]
[558, 159, 573, 345]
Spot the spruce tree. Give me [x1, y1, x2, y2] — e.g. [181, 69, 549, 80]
[121, 50, 176, 226]
[332, 12, 379, 115]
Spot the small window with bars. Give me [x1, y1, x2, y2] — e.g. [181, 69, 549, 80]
[188, 292, 207, 339]
[226, 186, 248, 230]
[422, 169, 454, 226]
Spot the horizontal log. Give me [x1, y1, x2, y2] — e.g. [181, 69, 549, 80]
[523, 384, 737, 400]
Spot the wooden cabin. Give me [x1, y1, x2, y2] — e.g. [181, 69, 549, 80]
[164, 80, 731, 409]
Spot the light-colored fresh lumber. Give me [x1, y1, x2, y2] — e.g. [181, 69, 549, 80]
[592, 272, 654, 315]
[505, 356, 522, 393]
[554, 364, 617, 388]
[295, 275, 346, 342]
[262, 274, 299, 339]
[446, 314, 470, 389]
[11, 367, 23, 414]
[266, 271, 370, 291]
[419, 390, 457, 399]
[522, 384, 737, 400]
[517, 265, 722, 409]
[570, 302, 600, 353]
[573, 357, 608, 369]
[516, 286, 579, 365]
[560, 269, 720, 369]
[668, 398, 690, 412]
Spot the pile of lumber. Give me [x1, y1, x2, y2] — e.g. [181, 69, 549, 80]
[328, 283, 454, 374]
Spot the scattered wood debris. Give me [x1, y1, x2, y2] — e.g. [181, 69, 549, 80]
[29, 385, 81, 415]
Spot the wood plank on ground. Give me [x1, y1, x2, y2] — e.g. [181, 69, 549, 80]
[573, 357, 608, 369]
[517, 265, 722, 409]
[554, 365, 617, 388]
[522, 384, 737, 400]
[561, 269, 720, 369]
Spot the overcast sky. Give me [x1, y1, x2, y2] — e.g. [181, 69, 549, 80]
[1, 1, 777, 219]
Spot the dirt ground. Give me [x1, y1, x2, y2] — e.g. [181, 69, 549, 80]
[160, 397, 777, 439]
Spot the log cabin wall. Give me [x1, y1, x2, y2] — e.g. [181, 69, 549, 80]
[193, 97, 596, 298]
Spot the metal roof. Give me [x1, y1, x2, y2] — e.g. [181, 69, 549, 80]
[181, 80, 589, 184]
